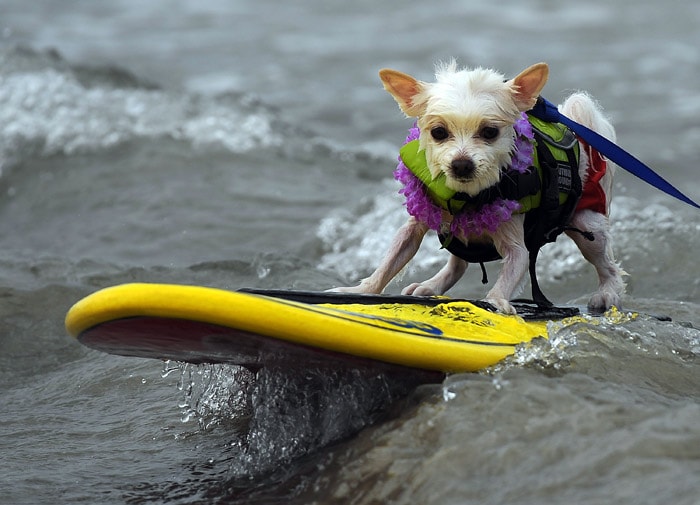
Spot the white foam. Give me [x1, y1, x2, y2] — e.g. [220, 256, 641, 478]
[0, 68, 282, 164]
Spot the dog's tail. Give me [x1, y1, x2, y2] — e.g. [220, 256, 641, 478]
[559, 92, 617, 210]
[559, 92, 616, 144]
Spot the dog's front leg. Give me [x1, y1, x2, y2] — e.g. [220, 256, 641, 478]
[331, 216, 429, 294]
[402, 254, 467, 296]
[485, 216, 529, 314]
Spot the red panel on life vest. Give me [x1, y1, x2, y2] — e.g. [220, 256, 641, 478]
[576, 138, 608, 215]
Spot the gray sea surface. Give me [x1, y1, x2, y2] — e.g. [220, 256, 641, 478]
[2, 1, 700, 503]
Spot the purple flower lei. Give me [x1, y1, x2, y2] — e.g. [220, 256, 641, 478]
[394, 112, 534, 237]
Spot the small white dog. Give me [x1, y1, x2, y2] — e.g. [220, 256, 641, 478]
[333, 61, 625, 314]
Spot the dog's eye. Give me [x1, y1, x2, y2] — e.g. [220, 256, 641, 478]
[479, 126, 500, 140]
[430, 126, 449, 141]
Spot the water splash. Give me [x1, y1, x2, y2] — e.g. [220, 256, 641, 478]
[486, 306, 700, 386]
[163, 359, 437, 486]
[167, 361, 255, 431]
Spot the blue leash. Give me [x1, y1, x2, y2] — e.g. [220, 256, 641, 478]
[529, 97, 700, 209]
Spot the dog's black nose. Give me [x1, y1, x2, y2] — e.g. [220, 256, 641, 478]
[451, 158, 475, 178]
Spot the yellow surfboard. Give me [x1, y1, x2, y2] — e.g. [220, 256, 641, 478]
[65, 283, 579, 373]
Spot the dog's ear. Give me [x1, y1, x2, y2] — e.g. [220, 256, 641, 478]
[509, 63, 549, 111]
[379, 69, 428, 117]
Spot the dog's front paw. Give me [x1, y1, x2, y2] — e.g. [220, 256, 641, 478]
[401, 283, 437, 296]
[587, 291, 622, 313]
[484, 297, 517, 315]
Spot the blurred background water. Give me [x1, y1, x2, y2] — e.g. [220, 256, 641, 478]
[1, 1, 700, 503]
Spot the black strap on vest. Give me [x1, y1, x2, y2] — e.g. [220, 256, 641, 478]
[524, 127, 583, 306]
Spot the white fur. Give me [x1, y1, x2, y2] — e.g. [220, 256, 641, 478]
[332, 62, 625, 314]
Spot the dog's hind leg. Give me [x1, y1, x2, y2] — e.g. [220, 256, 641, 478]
[402, 254, 467, 296]
[567, 209, 626, 311]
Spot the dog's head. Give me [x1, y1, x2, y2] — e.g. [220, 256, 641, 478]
[380, 61, 548, 196]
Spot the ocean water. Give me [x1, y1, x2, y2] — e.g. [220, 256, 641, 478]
[2, 1, 700, 503]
